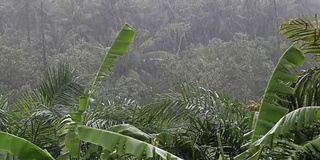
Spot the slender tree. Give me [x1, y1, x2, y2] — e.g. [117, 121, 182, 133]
[273, 0, 280, 62]
[40, 0, 47, 74]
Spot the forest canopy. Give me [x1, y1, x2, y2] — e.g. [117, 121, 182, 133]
[1, 0, 319, 102]
[1, 0, 320, 159]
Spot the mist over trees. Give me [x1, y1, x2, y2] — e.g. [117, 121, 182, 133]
[2, 0, 320, 159]
[1, 0, 320, 101]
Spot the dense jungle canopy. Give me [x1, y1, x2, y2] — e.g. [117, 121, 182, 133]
[0, 0, 319, 102]
[2, 0, 320, 160]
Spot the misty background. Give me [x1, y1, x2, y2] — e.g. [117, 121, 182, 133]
[0, 0, 319, 103]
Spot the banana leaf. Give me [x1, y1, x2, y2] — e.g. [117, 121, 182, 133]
[0, 131, 54, 160]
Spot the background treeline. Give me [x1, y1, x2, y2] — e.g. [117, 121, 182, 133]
[1, 0, 320, 102]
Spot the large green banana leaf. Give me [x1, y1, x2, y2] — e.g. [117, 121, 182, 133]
[235, 45, 305, 159]
[107, 124, 151, 142]
[65, 23, 135, 157]
[252, 45, 305, 138]
[77, 125, 182, 160]
[65, 22, 182, 159]
[0, 131, 55, 160]
[91, 23, 135, 91]
[240, 107, 320, 160]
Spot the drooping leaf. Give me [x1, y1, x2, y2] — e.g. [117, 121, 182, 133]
[107, 124, 151, 142]
[0, 131, 54, 160]
[77, 125, 183, 160]
[245, 107, 320, 159]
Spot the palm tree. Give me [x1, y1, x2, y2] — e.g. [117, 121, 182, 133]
[133, 83, 249, 159]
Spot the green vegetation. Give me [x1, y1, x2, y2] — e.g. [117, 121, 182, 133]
[1, 0, 320, 159]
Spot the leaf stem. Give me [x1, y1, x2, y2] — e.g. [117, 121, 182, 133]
[217, 133, 226, 160]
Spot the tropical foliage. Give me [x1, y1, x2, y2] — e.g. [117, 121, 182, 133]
[2, 1, 320, 160]
[1, 0, 320, 102]
[235, 15, 320, 160]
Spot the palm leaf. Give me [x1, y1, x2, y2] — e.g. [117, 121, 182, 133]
[13, 64, 83, 119]
[77, 125, 183, 160]
[0, 131, 54, 160]
[85, 97, 137, 129]
[236, 45, 305, 159]
[38, 63, 84, 109]
[294, 68, 320, 108]
[0, 93, 12, 132]
[280, 14, 320, 54]
[290, 136, 320, 159]
[134, 83, 212, 130]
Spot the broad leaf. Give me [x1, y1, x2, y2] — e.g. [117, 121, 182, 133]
[77, 125, 183, 160]
[107, 124, 151, 141]
[236, 45, 305, 159]
[65, 123, 80, 158]
[0, 131, 54, 160]
[91, 23, 135, 91]
[252, 45, 305, 139]
[247, 107, 320, 160]
[65, 23, 136, 158]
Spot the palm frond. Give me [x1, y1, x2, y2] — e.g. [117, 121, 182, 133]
[0, 92, 12, 132]
[7, 64, 83, 158]
[85, 97, 137, 129]
[38, 63, 84, 109]
[134, 83, 214, 131]
[280, 14, 320, 54]
[290, 136, 320, 159]
[16, 109, 61, 157]
[135, 83, 248, 159]
[294, 67, 320, 108]
[13, 63, 83, 118]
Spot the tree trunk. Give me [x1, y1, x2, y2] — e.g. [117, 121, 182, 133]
[41, 1, 48, 74]
[273, 0, 281, 62]
[26, 0, 31, 43]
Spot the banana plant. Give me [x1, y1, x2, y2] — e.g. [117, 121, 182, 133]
[235, 45, 305, 159]
[234, 14, 320, 160]
[0, 23, 181, 160]
[63, 23, 182, 160]
[0, 131, 55, 160]
[249, 106, 320, 159]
